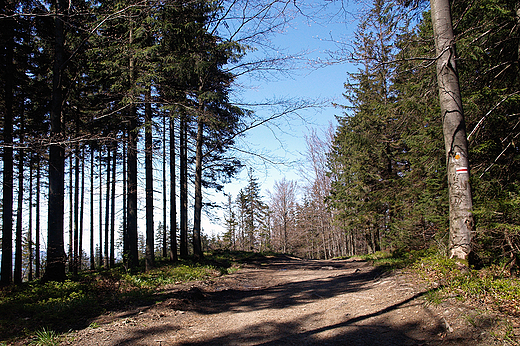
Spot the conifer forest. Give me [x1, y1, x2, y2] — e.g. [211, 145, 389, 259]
[0, 0, 519, 287]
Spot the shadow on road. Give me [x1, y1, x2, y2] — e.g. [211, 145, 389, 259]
[72, 257, 492, 346]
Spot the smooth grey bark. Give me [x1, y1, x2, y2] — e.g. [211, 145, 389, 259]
[430, 0, 474, 261]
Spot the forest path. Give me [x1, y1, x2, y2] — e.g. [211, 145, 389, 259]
[66, 256, 501, 345]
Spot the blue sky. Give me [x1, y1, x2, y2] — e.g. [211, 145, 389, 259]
[202, 1, 362, 235]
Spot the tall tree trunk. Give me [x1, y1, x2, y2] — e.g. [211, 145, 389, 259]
[192, 116, 203, 260]
[126, 22, 139, 270]
[79, 148, 85, 271]
[35, 157, 41, 278]
[110, 144, 116, 267]
[104, 147, 111, 268]
[68, 154, 73, 272]
[28, 154, 34, 281]
[73, 144, 80, 275]
[14, 110, 24, 284]
[162, 113, 167, 258]
[145, 88, 154, 271]
[46, 0, 67, 282]
[123, 131, 128, 263]
[169, 114, 177, 261]
[179, 114, 188, 258]
[90, 145, 95, 270]
[430, 0, 474, 261]
[1, 0, 15, 286]
[127, 113, 139, 269]
[98, 148, 103, 267]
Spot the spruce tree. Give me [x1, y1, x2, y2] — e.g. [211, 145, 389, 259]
[330, 0, 405, 253]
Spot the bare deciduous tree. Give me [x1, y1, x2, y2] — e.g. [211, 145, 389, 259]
[269, 178, 298, 253]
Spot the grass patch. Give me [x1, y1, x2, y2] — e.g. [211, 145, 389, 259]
[359, 249, 520, 317]
[423, 288, 444, 306]
[414, 255, 520, 315]
[0, 278, 103, 341]
[0, 254, 240, 344]
[207, 250, 278, 265]
[358, 249, 435, 270]
[121, 262, 220, 289]
[29, 328, 61, 346]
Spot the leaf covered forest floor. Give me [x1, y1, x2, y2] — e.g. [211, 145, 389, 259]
[1, 251, 520, 345]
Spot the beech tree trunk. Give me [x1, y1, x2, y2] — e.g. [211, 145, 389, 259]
[430, 0, 474, 261]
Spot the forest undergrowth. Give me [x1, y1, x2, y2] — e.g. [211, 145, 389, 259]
[0, 252, 257, 345]
[364, 250, 520, 317]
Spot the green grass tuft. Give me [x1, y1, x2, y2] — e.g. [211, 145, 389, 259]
[29, 328, 60, 346]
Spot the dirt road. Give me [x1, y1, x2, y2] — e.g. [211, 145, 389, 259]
[66, 256, 504, 345]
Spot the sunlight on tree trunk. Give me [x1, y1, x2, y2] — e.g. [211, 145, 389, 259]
[430, 0, 474, 261]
